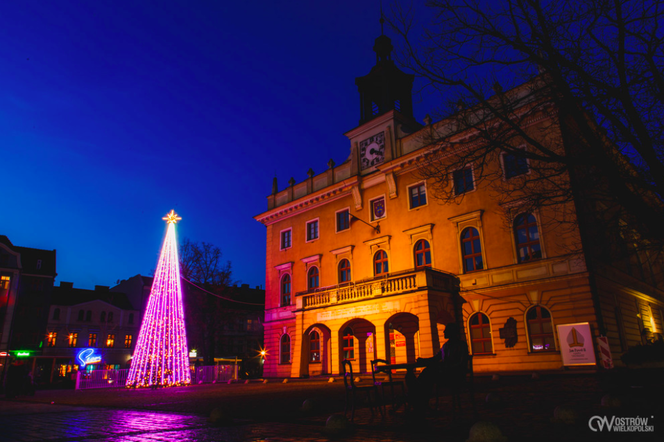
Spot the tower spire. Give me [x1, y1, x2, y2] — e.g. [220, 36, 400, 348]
[355, 2, 415, 125]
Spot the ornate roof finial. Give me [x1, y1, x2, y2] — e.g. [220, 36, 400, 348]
[374, 1, 393, 62]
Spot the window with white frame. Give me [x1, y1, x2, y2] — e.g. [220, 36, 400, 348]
[453, 167, 474, 194]
[306, 219, 319, 242]
[409, 183, 427, 209]
[336, 209, 350, 232]
[307, 266, 319, 290]
[280, 229, 292, 250]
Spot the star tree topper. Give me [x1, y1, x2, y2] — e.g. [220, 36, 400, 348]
[163, 210, 182, 224]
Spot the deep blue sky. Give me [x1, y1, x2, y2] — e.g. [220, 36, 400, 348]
[1, 1, 437, 290]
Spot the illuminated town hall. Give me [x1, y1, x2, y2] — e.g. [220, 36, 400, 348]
[254, 30, 664, 378]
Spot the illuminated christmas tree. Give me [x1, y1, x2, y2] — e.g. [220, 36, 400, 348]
[127, 210, 191, 388]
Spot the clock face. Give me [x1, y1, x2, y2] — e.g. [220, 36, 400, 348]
[360, 132, 386, 170]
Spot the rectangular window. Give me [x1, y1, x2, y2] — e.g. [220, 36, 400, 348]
[453, 167, 474, 194]
[29, 278, 43, 291]
[503, 151, 529, 178]
[106, 334, 115, 348]
[306, 220, 319, 241]
[343, 335, 355, 360]
[280, 229, 292, 250]
[124, 334, 133, 348]
[371, 197, 386, 221]
[336, 209, 350, 232]
[409, 183, 427, 208]
[89, 333, 97, 347]
[68, 332, 78, 348]
[47, 332, 57, 347]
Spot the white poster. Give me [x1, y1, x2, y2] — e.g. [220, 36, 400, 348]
[556, 322, 596, 366]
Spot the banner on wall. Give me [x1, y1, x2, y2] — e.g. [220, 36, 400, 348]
[556, 322, 597, 366]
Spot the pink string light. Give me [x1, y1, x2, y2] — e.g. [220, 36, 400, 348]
[127, 211, 191, 388]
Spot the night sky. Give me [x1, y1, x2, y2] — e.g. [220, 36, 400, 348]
[2, 1, 437, 290]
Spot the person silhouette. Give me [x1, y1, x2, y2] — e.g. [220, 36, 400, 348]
[406, 323, 469, 412]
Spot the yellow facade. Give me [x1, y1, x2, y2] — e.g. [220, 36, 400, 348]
[255, 38, 664, 378]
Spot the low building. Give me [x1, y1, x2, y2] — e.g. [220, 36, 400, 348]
[0, 236, 56, 387]
[40, 282, 139, 386]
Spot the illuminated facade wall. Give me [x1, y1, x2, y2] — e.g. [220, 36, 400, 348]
[255, 37, 664, 377]
[42, 282, 139, 384]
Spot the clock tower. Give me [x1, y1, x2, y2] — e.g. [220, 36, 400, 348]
[346, 17, 421, 176]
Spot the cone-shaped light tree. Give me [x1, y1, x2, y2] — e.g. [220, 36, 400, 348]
[127, 210, 191, 388]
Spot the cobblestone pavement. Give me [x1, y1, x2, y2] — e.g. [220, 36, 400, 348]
[0, 371, 661, 442]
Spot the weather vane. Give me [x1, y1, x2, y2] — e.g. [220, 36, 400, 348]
[162, 210, 181, 224]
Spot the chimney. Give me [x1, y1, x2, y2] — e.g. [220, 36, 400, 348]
[60, 282, 74, 289]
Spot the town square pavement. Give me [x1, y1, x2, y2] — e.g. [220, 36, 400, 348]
[0, 370, 661, 441]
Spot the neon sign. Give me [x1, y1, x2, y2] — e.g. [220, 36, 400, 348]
[15, 351, 31, 357]
[76, 348, 102, 367]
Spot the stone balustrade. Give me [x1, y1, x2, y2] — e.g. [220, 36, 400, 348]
[296, 268, 457, 310]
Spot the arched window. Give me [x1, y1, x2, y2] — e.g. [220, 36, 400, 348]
[514, 213, 541, 262]
[53, 308, 60, 320]
[128, 313, 134, 324]
[469, 312, 492, 354]
[339, 259, 351, 283]
[280, 334, 291, 364]
[85, 310, 92, 322]
[310, 330, 321, 362]
[526, 306, 555, 352]
[78, 309, 84, 321]
[414, 239, 432, 268]
[281, 274, 291, 306]
[342, 327, 355, 360]
[107, 312, 113, 323]
[100, 311, 106, 323]
[461, 227, 483, 272]
[308, 267, 319, 290]
[374, 250, 389, 276]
